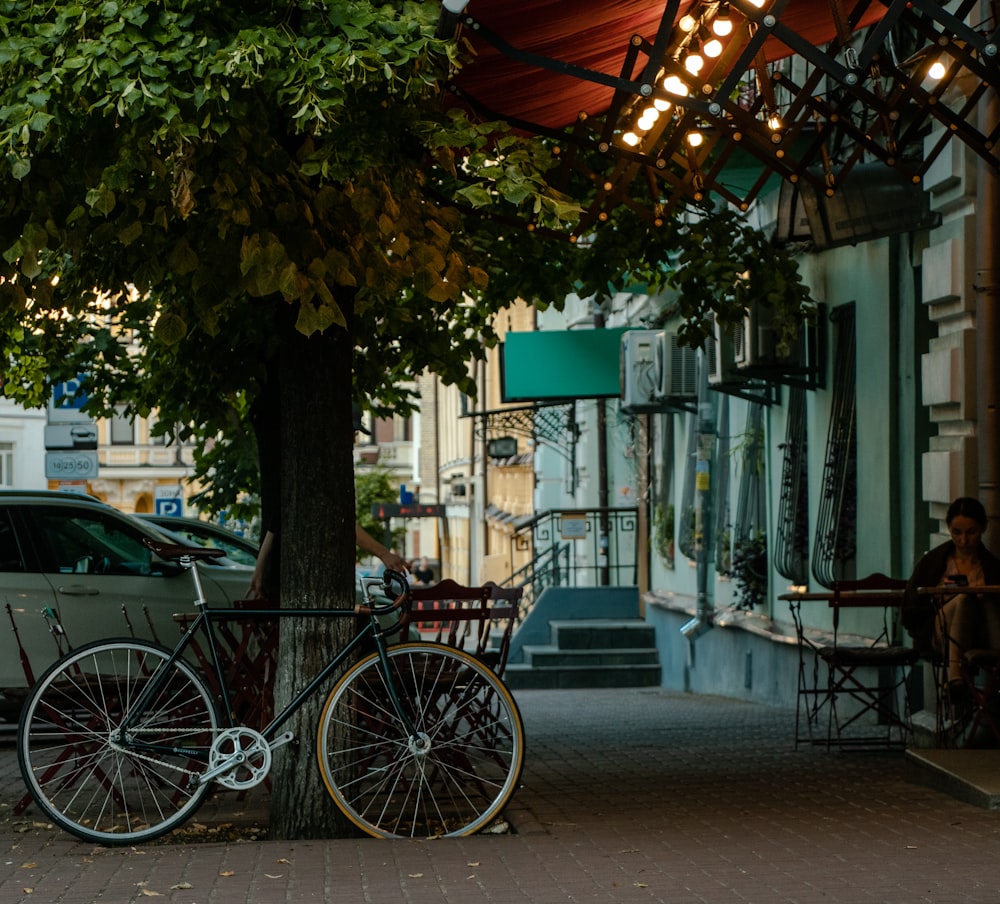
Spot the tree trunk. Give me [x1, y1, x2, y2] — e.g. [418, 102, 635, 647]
[268, 309, 358, 839]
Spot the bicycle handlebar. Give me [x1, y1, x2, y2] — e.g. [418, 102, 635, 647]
[356, 569, 411, 616]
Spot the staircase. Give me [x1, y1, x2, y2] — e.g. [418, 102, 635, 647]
[503, 619, 661, 690]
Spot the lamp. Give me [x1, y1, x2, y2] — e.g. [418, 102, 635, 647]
[435, 0, 470, 39]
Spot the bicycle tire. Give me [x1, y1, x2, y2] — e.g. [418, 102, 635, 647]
[316, 642, 525, 838]
[17, 638, 219, 845]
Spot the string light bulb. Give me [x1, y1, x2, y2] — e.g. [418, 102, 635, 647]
[704, 37, 723, 58]
[679, 14, 697, 31]
[686, 131, 704, 148]
[663, 75, 689, 96]
[653, 98, 672, 112]
[622, 131, 640, 147]
[713, 3, 733, 36]
[685, 49, 705, 74]
[928, 59, 947, 80]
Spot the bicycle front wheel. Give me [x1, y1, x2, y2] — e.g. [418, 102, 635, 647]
[317, 642, 525, 838]
[18, 638, 219, 845]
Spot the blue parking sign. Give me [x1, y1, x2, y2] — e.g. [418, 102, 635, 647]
[155, 498, 182, 517]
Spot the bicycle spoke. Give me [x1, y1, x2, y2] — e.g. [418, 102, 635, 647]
[18, 640, 218, 845]
[317, 643, 524, 838]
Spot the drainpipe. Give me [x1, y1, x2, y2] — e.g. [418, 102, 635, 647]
[680, 349, 715, 642]
[976, 66, 999, 539]
[594, 300, 610, 586]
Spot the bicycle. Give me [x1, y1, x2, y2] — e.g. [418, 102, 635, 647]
[17, 537, 525, 844]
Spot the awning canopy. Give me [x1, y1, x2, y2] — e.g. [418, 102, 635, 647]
[445, 0, 1000, 230]
[455, 0, 887, 130]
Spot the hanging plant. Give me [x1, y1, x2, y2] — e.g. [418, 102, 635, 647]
[652, 503, 675, 569]
[731, 530, 768, 610]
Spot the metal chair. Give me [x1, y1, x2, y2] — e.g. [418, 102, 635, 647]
[818, 573, 917, 750]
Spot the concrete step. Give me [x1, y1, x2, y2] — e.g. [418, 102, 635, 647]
[503, 661, 661, 690]
[905, 748, 1000, 809]
[520, 646, 660, 668]
[549, 619, 656, 650]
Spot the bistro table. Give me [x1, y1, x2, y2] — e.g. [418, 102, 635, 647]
[780, 581, 909, 749]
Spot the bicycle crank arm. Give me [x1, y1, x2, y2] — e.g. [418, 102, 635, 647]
[269, 731, 295, 751]
[198, 749, 250, 785]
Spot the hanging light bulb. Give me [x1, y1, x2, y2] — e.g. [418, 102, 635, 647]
[713, 3, 733, 36]
[704, 37, 723, 58]
[679, 14, 697, 32]
[685, 48, 705, 75]
[748, 0, 765, 7]
[663, 75, 689, 97]
[686, 131, 704, 148]
[767, 112, 782, 131]
[928, 58, 947, 80]
[622, 131, 640, 147]
[653, 98, 672, 112]
[637, 111, 657, 131]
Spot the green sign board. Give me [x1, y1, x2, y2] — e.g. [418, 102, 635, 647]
[501, 327, 628, 401]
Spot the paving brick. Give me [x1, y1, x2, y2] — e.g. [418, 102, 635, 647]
[2, 689, 1000, 903]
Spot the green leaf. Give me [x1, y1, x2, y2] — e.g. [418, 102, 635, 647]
[154, 312, 188, 345]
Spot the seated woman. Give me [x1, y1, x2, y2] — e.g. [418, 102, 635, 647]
[903, 497, 1000, 700]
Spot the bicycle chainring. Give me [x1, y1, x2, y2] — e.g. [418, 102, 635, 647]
[209, 727, 272, 790]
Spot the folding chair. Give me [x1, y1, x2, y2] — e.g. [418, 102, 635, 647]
[403, 579, 522, 677]
[819, 573, 917, 750]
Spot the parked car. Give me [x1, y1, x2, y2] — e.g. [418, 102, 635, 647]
[137, 514, 259, 568]
[0, 491, 255, 720]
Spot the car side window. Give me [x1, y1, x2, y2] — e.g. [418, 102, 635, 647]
[31, 508, 179, 577]
[0, 508, 25, 572]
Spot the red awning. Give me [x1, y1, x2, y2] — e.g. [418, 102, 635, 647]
[453, 0, 889, 132]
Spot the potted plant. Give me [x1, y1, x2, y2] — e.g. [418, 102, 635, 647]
[731, 530, 768, 610]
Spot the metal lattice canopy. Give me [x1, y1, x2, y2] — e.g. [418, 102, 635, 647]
[451, 0, 999, 232]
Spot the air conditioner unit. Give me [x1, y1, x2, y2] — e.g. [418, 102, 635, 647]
[733, 304, 800, 370]
[707, 317, 744, 385]
[620, 330, 661, 412]
[654, 329, 698, 400]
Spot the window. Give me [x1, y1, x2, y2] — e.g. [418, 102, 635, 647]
[0, 442, 12, 488]
[32, 508, 179, 577]
[110, 404, 135, 445]
[812, 303, 857, 587]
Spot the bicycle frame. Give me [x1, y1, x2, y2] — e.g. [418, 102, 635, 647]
[119, 561, 416, 773]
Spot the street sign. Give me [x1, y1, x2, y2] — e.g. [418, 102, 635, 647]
[45, 451, 99, 480]
[154, 497, 182, 517]
[44, 423, 98, 450]
[371, 503, 446, 519]
[48, 378, 92, 424]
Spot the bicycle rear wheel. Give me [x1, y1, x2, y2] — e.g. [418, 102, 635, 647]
[316, 642, 525, 838]
[18, 638, 219, 845]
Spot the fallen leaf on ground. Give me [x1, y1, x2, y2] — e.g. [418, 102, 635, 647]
[467, 861, 480, 867]
[170, 882, 193, 890]
[140, 890, 163, 897]
[19, 862, 38, 869]
[219, 870, 235, 877]
[265, 874, 284, 879]
[408, 873, 424, 878]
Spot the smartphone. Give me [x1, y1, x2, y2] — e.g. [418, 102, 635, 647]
[946, 573, 969, 586]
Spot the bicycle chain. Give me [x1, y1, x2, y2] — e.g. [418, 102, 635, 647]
[106, 727, 230, 779]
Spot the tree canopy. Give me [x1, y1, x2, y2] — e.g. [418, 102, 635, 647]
[0, 0, 814, 838]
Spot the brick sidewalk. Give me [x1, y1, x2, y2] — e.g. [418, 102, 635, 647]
[2, 688, 999, 903]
